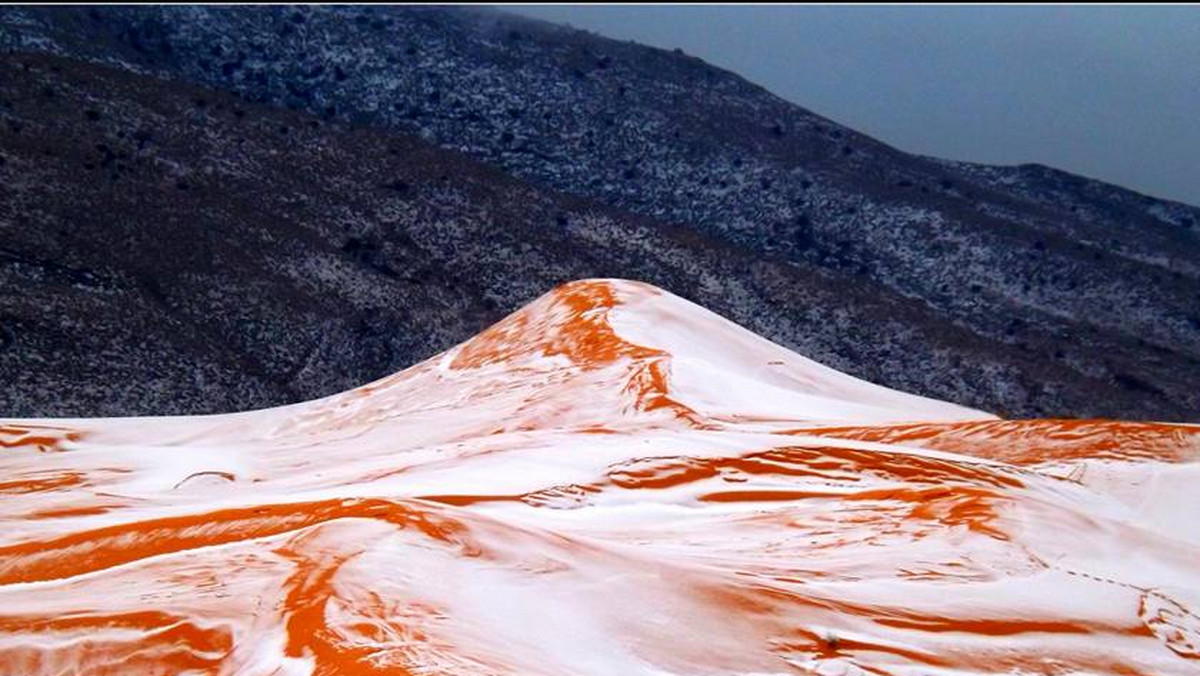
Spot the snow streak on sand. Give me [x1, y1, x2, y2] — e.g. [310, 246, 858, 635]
[1, 279, 1198, 675]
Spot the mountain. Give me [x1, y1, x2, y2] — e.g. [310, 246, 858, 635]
[1, 279, 1197, 674]
[2, 5, 1200, 420]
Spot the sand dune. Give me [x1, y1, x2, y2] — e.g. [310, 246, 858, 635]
[1, 279, 1197, 675]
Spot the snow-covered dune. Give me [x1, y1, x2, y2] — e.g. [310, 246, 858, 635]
[1, 279, 1197, 675]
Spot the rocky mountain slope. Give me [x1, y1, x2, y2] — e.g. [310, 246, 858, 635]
[2, 280, 1198, 674]
[2, 6, 1199, 419]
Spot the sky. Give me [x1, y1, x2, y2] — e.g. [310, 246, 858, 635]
[508, 5, 1200, 206]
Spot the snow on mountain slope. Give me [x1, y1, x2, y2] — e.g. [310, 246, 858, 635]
[1, 279, 1198, 675]
[4, 8, 1200, 421]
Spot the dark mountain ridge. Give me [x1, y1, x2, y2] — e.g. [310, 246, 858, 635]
[1, 6, 1198, 419]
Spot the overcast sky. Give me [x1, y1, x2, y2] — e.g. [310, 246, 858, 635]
[508, 5, 1200, 206]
